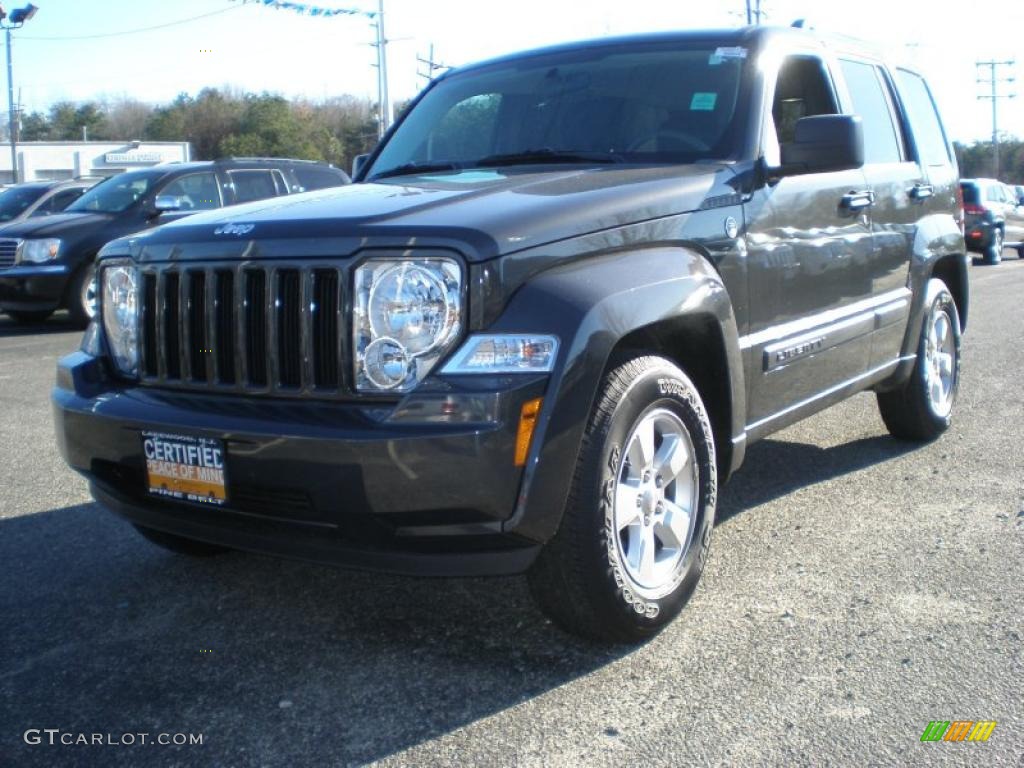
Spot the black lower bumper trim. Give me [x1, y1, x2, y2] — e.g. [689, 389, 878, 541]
[92, 481, 541, 578]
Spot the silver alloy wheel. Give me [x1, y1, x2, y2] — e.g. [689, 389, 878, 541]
[992, 228, 1003, 256]
[924, 305, 956, 417]
[613, 408, 700, 600]
[81, 264, 97, 320]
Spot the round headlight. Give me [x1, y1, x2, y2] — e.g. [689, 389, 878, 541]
[101, 264, 139, 376]
[368, 264, 455, 357]
[362, 337, 412, 390]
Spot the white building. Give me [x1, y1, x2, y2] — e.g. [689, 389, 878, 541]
[0, 140, 192, 184]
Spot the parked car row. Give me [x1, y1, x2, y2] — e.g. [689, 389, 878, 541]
[960, 177, 1024, 264]
[0, 158, 350, 325]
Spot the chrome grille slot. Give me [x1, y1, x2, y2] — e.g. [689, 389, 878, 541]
[0, 239, 18, 268]
[276, 269, 302, 389]
[313, 269, 340, 389]
[138, 262, 345, 397]
[245, 269, 268, 387]
[187, 271, 208, 383]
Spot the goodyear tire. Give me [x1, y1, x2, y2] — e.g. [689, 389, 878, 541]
[528, 354, 717, 643]
[876, 278, 961, 441]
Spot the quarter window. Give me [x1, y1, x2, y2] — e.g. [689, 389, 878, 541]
[895, 69, 952, 166]
[839, 59, 903, 164]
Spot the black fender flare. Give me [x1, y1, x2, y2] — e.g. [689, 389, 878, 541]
[879, 213, 967, 391]
[488, 246, 745, 543]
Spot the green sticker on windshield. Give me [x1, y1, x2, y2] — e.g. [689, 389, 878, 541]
[690, 92, 717, 111]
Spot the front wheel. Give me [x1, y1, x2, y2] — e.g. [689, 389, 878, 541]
[66, 262, 97, 328]
[876, 278, 961, 441]
[528, 354, 717, 643]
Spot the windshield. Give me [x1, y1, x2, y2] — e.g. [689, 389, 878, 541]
[368, 41, 749, 180]
[66, 170, 160, 214]
[0, 185, 49, 221]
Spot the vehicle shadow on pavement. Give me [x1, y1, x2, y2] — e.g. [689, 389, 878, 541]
[0, 313, 81, 338]
[717, 435, 921, 524]
[1, 503, 628, 767]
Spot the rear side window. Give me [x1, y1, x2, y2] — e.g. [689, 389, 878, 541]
[987, 184, 1007, 203]
[839, 59, 903, 164]
[228, 170, 280, 204]
[895, 70, 952, 167]
[35, 188, 86, 215]
[291, 165, 349, 191]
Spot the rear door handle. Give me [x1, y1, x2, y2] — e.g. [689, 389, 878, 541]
[841, 190, 875, 211]
[909, 184, 934, 201]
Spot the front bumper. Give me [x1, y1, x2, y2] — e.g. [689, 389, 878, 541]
[53, 351, 548, 576]
[0, 263, 70, 311]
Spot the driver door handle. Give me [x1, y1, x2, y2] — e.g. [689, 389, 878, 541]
[909, 183, 934, 201]
[841, 190, 875, 211]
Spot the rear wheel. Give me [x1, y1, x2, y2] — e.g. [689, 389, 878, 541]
[4, 309, 54, 323]
[132, 524, 230, 557]
[527, 354, 717, 643]
[984, 228, 1003, 265]
[876, 278, 961, 441]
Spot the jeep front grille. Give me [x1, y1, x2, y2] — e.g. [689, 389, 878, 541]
[0, 238, 18, 268]
[137, 263, 346, 396]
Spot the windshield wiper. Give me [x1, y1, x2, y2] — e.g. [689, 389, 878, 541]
[370, 161, 463, 180]
[474, 148, 623, 168]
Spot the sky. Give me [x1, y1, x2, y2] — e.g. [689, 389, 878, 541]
[5, 0, 1023, 144]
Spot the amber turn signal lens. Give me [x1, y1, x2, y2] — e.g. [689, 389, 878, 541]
[514, 397, 543, 467]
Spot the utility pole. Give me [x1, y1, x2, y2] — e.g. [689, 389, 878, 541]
[5, 26, 16, 181]
[976, 59, 1016, 179]
[416, 43, 447, 86]
[371, 0, 392, 138]
[744, 0, 752, 24]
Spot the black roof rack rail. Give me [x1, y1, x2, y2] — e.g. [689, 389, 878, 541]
[213, 157, 331, 166]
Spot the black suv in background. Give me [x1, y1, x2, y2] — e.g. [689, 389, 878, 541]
[961, 178, 1024, 263]
[56, 27, 966, 642]
[0, 179, 97, 224]
[0, 158, 350, 324]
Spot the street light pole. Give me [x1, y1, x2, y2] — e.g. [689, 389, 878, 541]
[0, 4, 39, 184]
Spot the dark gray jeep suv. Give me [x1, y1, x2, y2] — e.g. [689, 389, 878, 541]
[54, 26, 966, 642]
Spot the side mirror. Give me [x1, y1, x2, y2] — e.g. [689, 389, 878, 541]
[779, 115, 864, 176]
[153, 195, 182, 215]
[352, 154, 370, 179]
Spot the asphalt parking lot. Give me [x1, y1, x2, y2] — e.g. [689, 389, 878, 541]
[1, 259, 1022, 768]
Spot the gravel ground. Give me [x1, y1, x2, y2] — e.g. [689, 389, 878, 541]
[1, 260, 1021, 768]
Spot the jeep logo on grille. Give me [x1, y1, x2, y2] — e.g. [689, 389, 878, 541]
[214, 223, 255, 236]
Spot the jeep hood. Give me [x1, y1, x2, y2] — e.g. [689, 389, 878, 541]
[132, 164, 735, 262]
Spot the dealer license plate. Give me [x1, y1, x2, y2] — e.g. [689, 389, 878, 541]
[142, 431, 227, 506]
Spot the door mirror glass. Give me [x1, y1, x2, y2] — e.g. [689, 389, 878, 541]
[352, 153, 370, 179]
[153, 195, 183, 213]
[779, 114, 864, 176]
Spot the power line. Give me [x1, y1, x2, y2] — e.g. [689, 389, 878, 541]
[18, 6, 244, 41]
